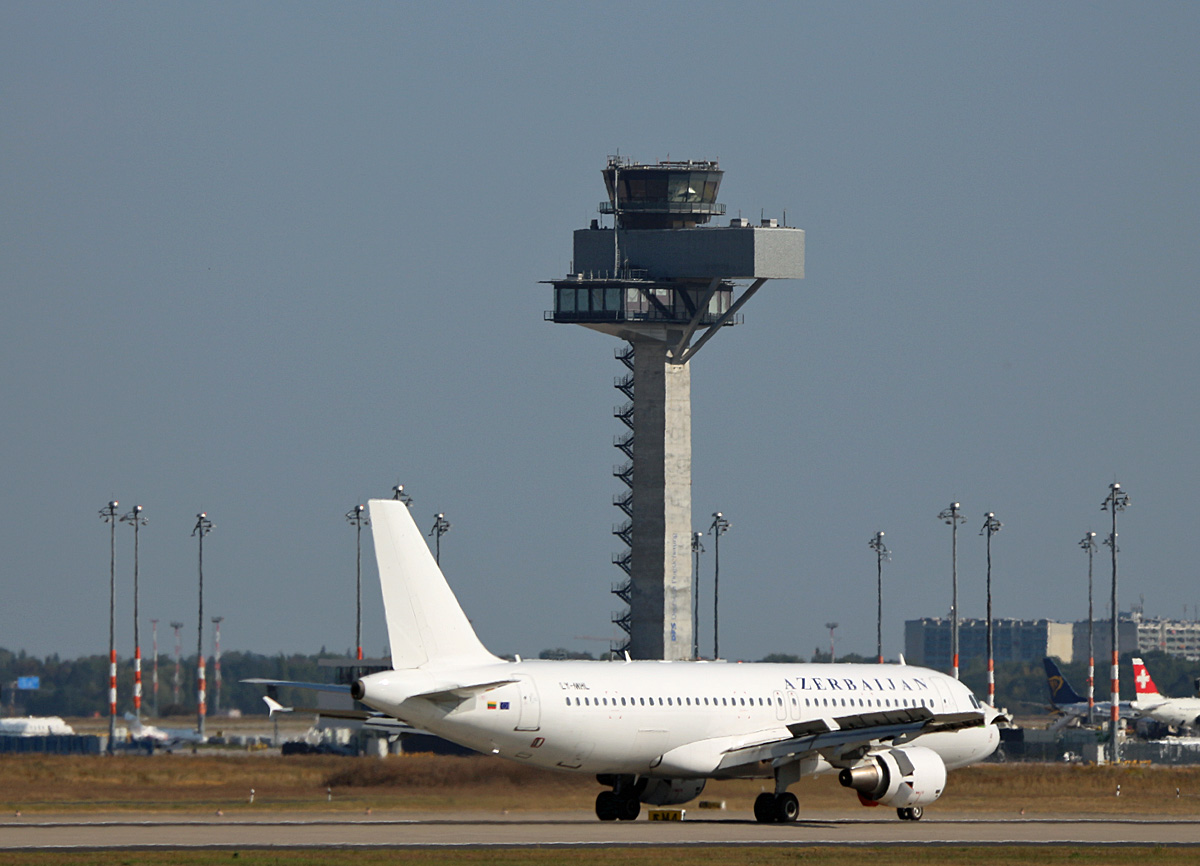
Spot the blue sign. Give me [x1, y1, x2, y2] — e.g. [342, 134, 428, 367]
[16, 676, 39, 690]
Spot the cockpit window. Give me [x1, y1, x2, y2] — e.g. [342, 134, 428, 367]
[969, 694, 981, 709]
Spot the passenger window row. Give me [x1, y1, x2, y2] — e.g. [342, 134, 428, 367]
[561, 695, 935, 710]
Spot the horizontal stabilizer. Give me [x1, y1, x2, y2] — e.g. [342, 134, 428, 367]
[241, 678, 351, 694]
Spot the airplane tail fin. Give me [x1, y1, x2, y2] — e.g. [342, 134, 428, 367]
[1043, 657, 1085, 706]
[1131, 657, 1163, 699]
[368, 498, 499, 671]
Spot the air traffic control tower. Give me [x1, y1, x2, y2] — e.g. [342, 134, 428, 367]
[547, 157, 804, 661]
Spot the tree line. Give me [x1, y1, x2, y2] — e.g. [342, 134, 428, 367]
[0, 647, 349, 718]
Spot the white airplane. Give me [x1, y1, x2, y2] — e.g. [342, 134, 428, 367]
[124, 713, 206, 745]
[264, 499, 1001, 823]
[0, 716, 74, 736]
[1131, 658, 1200, 731]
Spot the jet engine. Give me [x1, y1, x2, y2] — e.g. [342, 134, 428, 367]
[640, 778, 706, 806]
[837, 746, 946, 808]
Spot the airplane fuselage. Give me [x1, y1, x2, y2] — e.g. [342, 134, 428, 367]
[1135, 696, 1200, 728]
[358, 659, 999, 778]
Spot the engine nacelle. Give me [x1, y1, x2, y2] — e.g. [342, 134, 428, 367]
[838, 746, 947, 808]
[640, 778, 706, 806]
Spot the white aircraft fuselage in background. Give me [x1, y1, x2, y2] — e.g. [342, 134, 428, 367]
[340, 500, 1000, 822]
[1132, 658, 1200, 731]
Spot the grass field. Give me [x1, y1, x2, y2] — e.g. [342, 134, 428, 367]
[1, 753, 1200, 816]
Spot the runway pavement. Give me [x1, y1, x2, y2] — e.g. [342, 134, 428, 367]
[2, 810, 1200, 848]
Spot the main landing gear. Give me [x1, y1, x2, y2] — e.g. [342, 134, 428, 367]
[753, 791, 799, 823]
[897, 806, 923, 821]
[594, 775, 641, 821]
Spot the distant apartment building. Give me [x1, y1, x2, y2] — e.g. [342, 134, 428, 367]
[905, 618, 1075, 670]
[907, 611, 1200, 671]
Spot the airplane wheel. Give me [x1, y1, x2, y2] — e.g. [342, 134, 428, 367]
[754, 792, 777, 823]
[617, 796, 641, 821]
[775, 792, 799, 823]
[595, 790, 619, 821]
[897, 806, 923, 821]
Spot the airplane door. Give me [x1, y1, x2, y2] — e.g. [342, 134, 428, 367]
[773, 690, 787, 721]
[515, 676, 541, 731]
[786, 690, 800, 721]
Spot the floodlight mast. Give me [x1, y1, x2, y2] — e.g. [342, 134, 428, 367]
[98, 500, 119, 753]
[1079, 530, 1099, 719]
[710, 512, 731, 660]
[937, 502, 966, 679]
[346, 504, 370, 660]
[120, 505, 148, 720]
[980, 512, 1003, 706]
[546, 157, 803, 661]
[192, 512, 214, 738]
[691, 531, 705, 659]
[825, 622, 839, 663]
[868, 532, 890, 664]
[429, 513, 451, 565]
[1101, 482, 1130, 763]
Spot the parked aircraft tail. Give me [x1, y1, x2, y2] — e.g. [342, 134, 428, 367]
[1043, 657, 1086, 707]
[368, 498, 500, 671]
[1131, 657, 1163, 699]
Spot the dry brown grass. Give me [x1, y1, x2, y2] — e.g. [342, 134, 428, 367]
[2, 753, 1200, 816]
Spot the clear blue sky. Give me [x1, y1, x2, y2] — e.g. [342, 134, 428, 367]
[3, 2, 1198, 665]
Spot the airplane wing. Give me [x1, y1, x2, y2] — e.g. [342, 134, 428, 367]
[716, 707, 986, 772]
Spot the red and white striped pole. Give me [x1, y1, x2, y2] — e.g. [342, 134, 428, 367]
[109, 647, 118, 722]
[150, 619, 159, 717]
[198, 659, 207, 725]
[133, 647, 142, 716]
[981, 512, 1002, 707]
[193, 512, 213, 739]
[1102, 482, 1130, 763]
[100, 500, 120, 753]
[121, 505, 148, 720]
[938, 503, 965, 679]
[171, 621, 183, 705]
[212, 616, 223, 715]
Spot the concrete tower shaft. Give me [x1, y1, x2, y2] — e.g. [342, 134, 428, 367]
[628, 338, 692, 660]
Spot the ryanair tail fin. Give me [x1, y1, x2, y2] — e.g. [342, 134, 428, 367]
[368, 499, 499, 670]
[1043, 657, 1086, 706]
